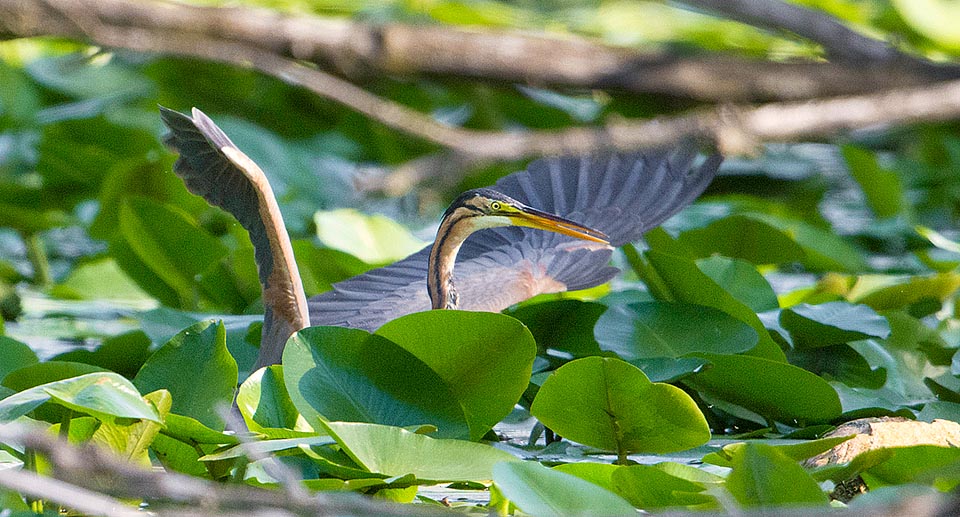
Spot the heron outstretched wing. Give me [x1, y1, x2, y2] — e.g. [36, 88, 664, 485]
[309, 149, 721, 331]
[160, 107, 308, 367]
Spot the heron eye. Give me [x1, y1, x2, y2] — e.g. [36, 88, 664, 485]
[490, 201, 502, 211]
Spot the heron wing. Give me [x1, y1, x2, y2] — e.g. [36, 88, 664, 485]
[160, 106, 308, 367]
[309, 146, 719, 331]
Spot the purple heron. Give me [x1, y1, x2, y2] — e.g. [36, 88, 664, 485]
[159, 107, 721, 368]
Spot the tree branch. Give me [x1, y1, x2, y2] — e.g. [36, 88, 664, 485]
[1, 0, 953, 103]
[681, 0, 904, 63]
[7, 0, 960, 193]
[0, 423, 453, 517]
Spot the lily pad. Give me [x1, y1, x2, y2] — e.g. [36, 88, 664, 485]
[134, 320, 237, 430]
[530, 357, 710, 455]
[0, 372, 160, 423]
[595, 301, 757, 360]
[493, 461, 636, 517]
[780, 301, 891, 348]
[322, 421, 518, 483]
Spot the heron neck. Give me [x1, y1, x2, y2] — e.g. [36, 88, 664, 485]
[428, 214, 477, 310]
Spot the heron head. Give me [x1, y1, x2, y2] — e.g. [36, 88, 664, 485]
[444, 188, 609, 244]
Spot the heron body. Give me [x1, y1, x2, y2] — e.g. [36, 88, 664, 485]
[160, 107, 722, 369]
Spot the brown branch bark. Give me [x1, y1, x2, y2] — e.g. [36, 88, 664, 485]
[0, 0, 953, 103]
[6, 0, 960, 194]
[682, 0, 904, 63]
[0, 423, 453, 517]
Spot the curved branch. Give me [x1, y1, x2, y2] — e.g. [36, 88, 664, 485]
[1, 0, 953, 103]
[682, 0, 904, 63]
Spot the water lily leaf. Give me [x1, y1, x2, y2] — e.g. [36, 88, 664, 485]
[237, 365, 308, 433]
[746, 213, 867, 272]
[726, 442, 829, 507]
[162, 413, 238, 446]
[787, 344, 887, 389]
[52, 330, 152, 380]
[90, 389, 172, 466]
[0, 372, 160, 423]
[314, 209, 426, 264]
[134, 320, 238, 430]
[201, 435, 335, 462]
[628, 357, 711, 383]
[846, 273, 960, 312]
[493, 461, 636, 517]
[509, 300, 605, 358]
[678, 215, 804, 265]
[686, 353, 842, 425]
[376, 311, 537, 441]
[283, 326, 470, 439]
[696, 256, 779, 312]
[321, 421, 517, 483]
[0, 336, 37, 383]
[117, 197, 229, 309]
[611, 464, 715, 510]
[137, 308, 260, 378]
[862, 445, 960, 489]
[3, 362, 109, 422]
[595, 301, 757, 360]
[531, 357, 710, 454]
[645, 250, 785, 362]
[780, 302, 891, 348]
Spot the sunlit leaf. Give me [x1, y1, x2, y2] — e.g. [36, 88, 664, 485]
[322, 421, 518, 483]
[134, 320, 237, 430]
[678, 215, 804, 265]
[531, 357, 710, 454]
[237, 365, 308, 433]
[0, 372, 160, 423]
[645, 249, 785, 361]
[283, 326, 470, 439]
[726, 442, 829, 507]
[611, 464, 715, 510]
[314, 209, 426, 264]
[376, 311, 536, 441]
[493, 461, 636, 517]
[696, 256, 779, 312]
[686, 353, 843, 424]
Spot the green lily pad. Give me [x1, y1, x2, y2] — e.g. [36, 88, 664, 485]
[322, 421, 518, 483]
[134, 320, 238, 430]
[686, 353, 842, 425]
[726, 442, 829, 507]
[696, 256, 779, 312]
[611, 464, 715, 510]
[595, 301, 757, 360]
[780, 302, 891, 348]
[493, 461, 636, 516]
[237, 365, 307, 432]
[678, 215, 804, 265]
[0, 336, 37, 383]
[531, 357, 710, 454]
[376, 310, 537, 441]
[645, 250, 785, 362]
[283, 326, 470, 439]
[0, 372, 160, 423]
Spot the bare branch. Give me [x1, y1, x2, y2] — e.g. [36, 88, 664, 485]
[681, 0, 904, 63]
[0, 467, 142, 517]
[1, 0, 953, 103]
[0, 423, 454, 517]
